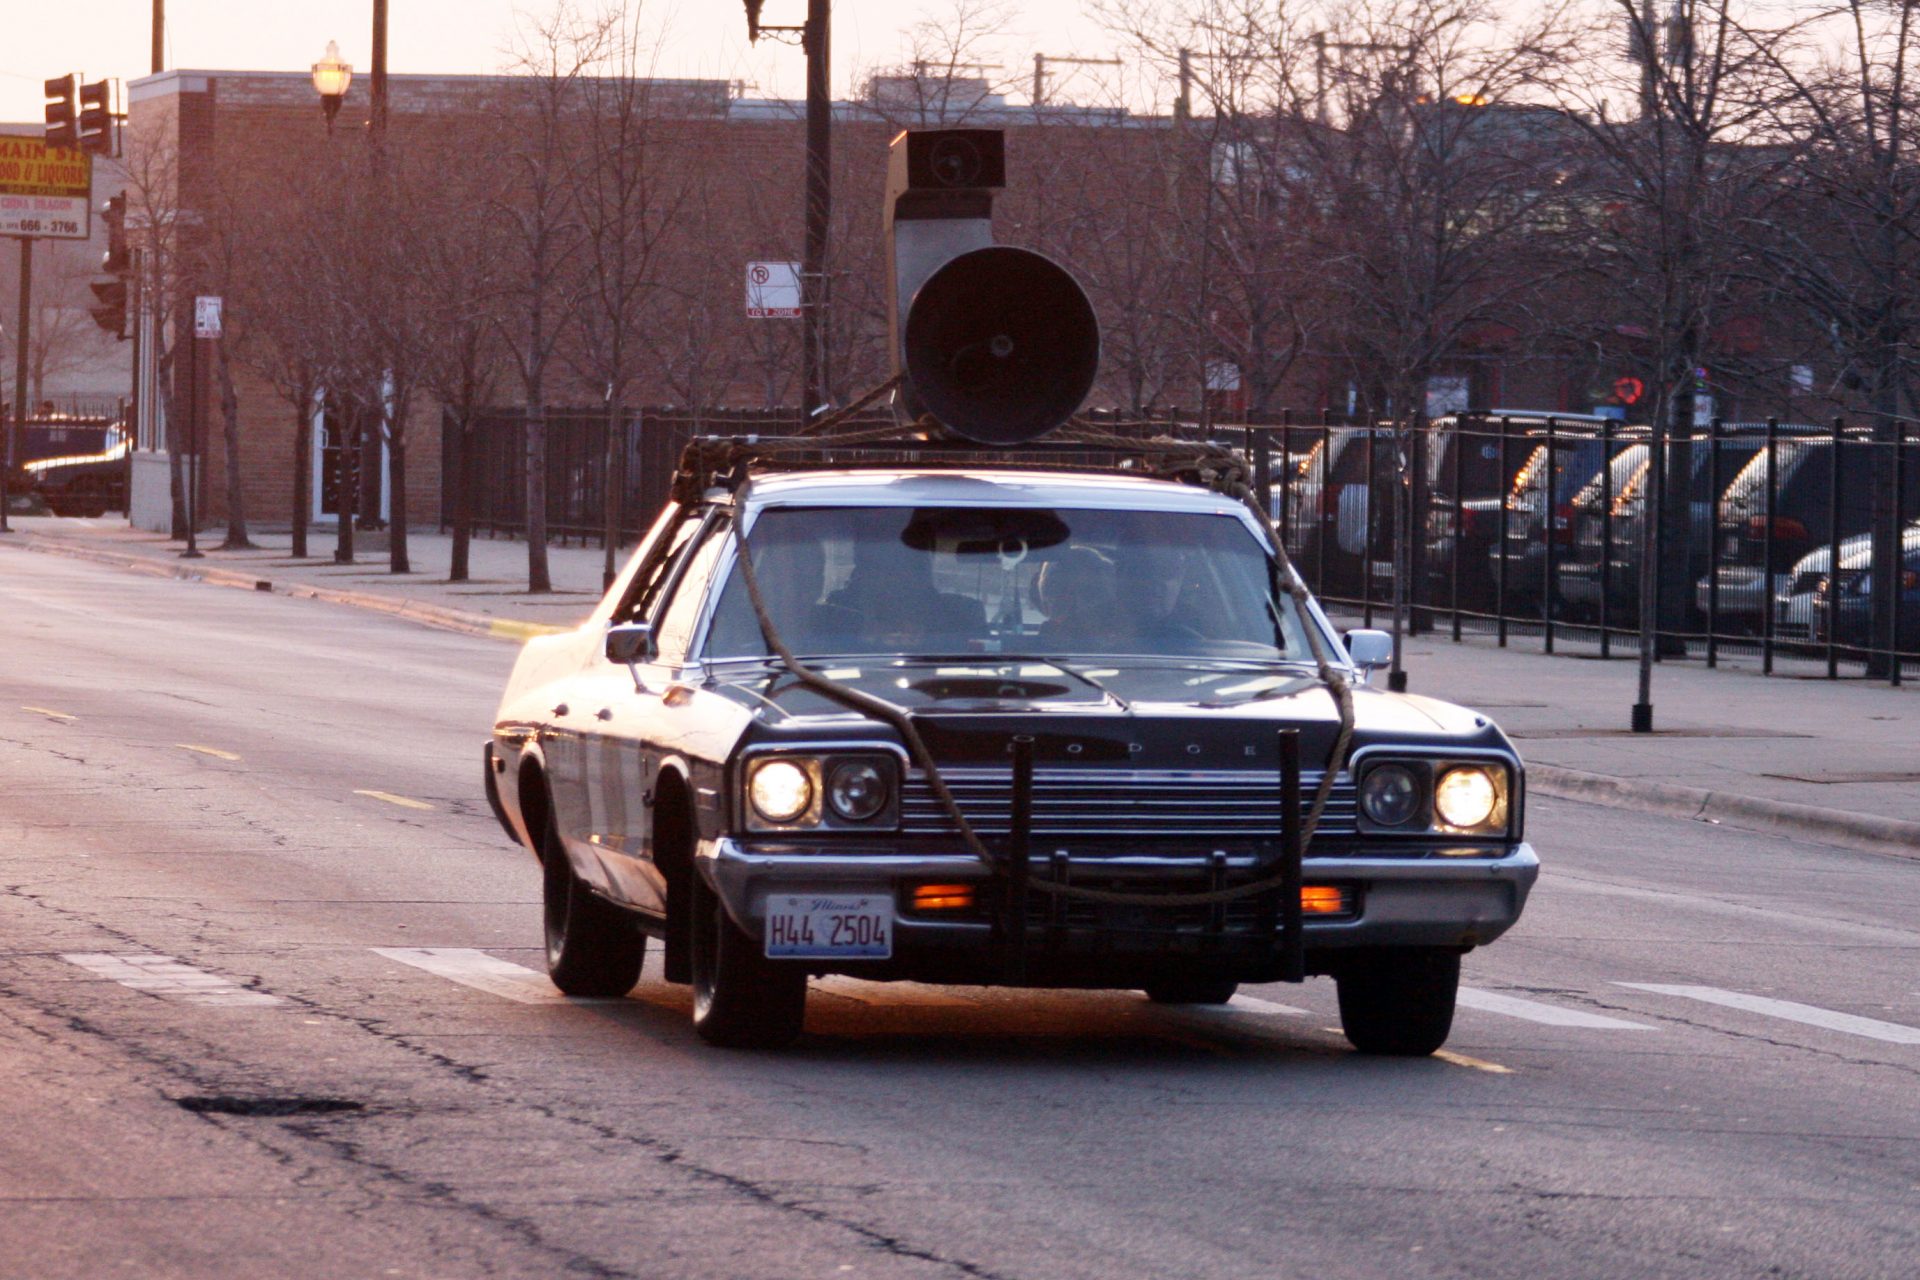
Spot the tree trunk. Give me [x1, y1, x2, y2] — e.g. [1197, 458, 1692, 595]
[449, 407, 471, 584]
[215, 336, 254, 550]
[292, 385, 310, 559]
[388, 389, 411, 575]
[525, 397, 551, 594]
[602, 391, 623, 591]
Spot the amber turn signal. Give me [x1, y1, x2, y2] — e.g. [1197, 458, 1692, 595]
[911, 883, 975, 911]
[1300, 884, 1349, 915]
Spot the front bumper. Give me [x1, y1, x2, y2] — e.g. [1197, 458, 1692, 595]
[698, 837, 1539, 984]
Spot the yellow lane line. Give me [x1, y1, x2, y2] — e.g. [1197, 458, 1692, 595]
[1434, 1049, 1515, 1075]
[488, 619, 567, 642]
[176, 744, 240, 761]
[355, 790, 435, 811]
[22, 706, 76, 721]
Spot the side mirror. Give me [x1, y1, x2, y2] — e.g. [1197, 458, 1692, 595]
[1343, 628, 1392, 678]
[605, 622, 653, 666]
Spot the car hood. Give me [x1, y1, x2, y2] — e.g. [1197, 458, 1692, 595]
[705, 657, 1501, 767]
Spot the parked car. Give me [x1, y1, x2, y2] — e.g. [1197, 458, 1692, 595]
[24, 426, 132, 517]
[484, 435, 1538, 1054]
[1480, 417, 1630, 618]
[1286, 425, 1395, 604]
[1693, 432, 1890, 634]
[1774, 521, 1920, 649]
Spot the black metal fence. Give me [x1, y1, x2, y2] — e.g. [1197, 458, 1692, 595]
[1244, 413, 1920, 684]
[447, 405, 1920, 683]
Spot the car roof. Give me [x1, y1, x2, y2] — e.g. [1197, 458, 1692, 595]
[738, 468, 1248, 515]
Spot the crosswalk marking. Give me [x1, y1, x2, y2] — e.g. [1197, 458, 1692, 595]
[372, 947, 611, 1004]
[1615, 984, 1920, 1045]
[63, 953, 280, 1006]
[1458, 987, 1654, 1030]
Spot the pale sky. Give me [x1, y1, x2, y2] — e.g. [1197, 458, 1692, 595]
[2, 1, 1135, 123]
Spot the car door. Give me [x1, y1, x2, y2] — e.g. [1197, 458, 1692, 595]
[544, 507, 706, 906]
[578, 511, 732, 915]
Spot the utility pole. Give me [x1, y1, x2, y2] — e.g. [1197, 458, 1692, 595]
[152, 0, 164, 74]
[802, 0, 831, 417]
[3, 237, 30, 534]
[746, 1, 833, 417]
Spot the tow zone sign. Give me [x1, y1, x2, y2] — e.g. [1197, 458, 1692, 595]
[0, 138, 91, 240]
[746, 260, 802, 318]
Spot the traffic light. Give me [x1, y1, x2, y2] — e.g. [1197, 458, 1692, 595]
[89, 279, 128, 340]
[78, 79, 114, 155]
[100, 194, 129, 275]
[44, 74, 78, 148]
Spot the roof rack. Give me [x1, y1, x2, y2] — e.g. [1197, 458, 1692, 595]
[669, 419, 1255, 506]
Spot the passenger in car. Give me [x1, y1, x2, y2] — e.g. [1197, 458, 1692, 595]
[827, 527, 985, 651]
[1035, 545, 1122, 649]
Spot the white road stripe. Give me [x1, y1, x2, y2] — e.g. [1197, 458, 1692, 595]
[1615, 983, 1920, 1045]
[63, 953, 280, 1006]
[1228, 993, 1310, 1017]
[372, 947, 608, 1004]
[1458, 987, 1655, 1030]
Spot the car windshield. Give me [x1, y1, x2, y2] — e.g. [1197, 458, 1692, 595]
[704, 504, 1316, 662]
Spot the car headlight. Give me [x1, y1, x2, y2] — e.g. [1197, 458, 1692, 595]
[1359, 763, 1423, 827]
[748, 759, 814, 825]
[1434, 764, 1502, 832]
[827, 760, 889, 821]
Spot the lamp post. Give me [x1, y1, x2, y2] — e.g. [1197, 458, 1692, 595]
[311, 41, 352, 134]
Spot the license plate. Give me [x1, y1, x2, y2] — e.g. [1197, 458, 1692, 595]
[764, 894, 892, 959]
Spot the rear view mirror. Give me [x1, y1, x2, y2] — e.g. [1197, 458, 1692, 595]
[605, 623, 653, 666]
[1343, 628, 1392, 676]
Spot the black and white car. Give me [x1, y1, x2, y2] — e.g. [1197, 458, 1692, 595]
[484, 436, 1538, 1053]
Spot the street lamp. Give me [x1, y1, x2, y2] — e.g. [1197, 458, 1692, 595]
[311, 41, 352, 134]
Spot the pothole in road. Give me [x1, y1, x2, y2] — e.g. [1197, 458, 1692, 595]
[176, 1095, 365, 1118]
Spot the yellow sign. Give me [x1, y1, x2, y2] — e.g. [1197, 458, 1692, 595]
[0, 136, 92, 239]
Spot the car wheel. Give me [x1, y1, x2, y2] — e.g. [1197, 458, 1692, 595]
[541, 820, 644, 998]
[690, 868, 806, 1049]
[1143, 978, 1239, 1005]
[1336, 947, 1459, 1056]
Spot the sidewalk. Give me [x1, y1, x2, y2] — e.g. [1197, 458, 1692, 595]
[5, 514, 1916, 860]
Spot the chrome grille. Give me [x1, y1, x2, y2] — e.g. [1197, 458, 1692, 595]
[901, 767, 1356, 840]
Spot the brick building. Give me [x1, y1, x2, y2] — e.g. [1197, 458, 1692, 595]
[120, 66, 1812, 537]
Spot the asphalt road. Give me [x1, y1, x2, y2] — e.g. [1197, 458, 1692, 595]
[2, 549, 1917, 1280]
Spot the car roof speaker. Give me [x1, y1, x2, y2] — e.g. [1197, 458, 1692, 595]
[902, 245, 1100, 446]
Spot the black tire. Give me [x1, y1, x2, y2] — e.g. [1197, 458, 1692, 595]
[1144, 978, 1239, 1005]
[541, 821, 645, 998]
[1336, 948, 1460, 1056]
[690, 870, 806, 1049]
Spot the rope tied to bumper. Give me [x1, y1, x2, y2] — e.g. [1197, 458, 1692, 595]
[716, 411, 1357, 908]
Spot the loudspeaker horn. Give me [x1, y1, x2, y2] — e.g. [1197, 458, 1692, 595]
[902, 246, 1100, 445]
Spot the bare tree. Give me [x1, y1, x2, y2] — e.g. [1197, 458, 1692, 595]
[1750, 1, 1920, 671]
[570, 3, 696, 587]
[1554, 0, 1793, 714]
[494, 3, 606, 593]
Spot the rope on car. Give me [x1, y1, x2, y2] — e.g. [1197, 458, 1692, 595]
[713, 414, 1358, 908]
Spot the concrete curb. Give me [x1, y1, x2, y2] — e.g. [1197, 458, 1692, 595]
[2, 532, 568, 645]
[1529, 764, 1920, 862]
